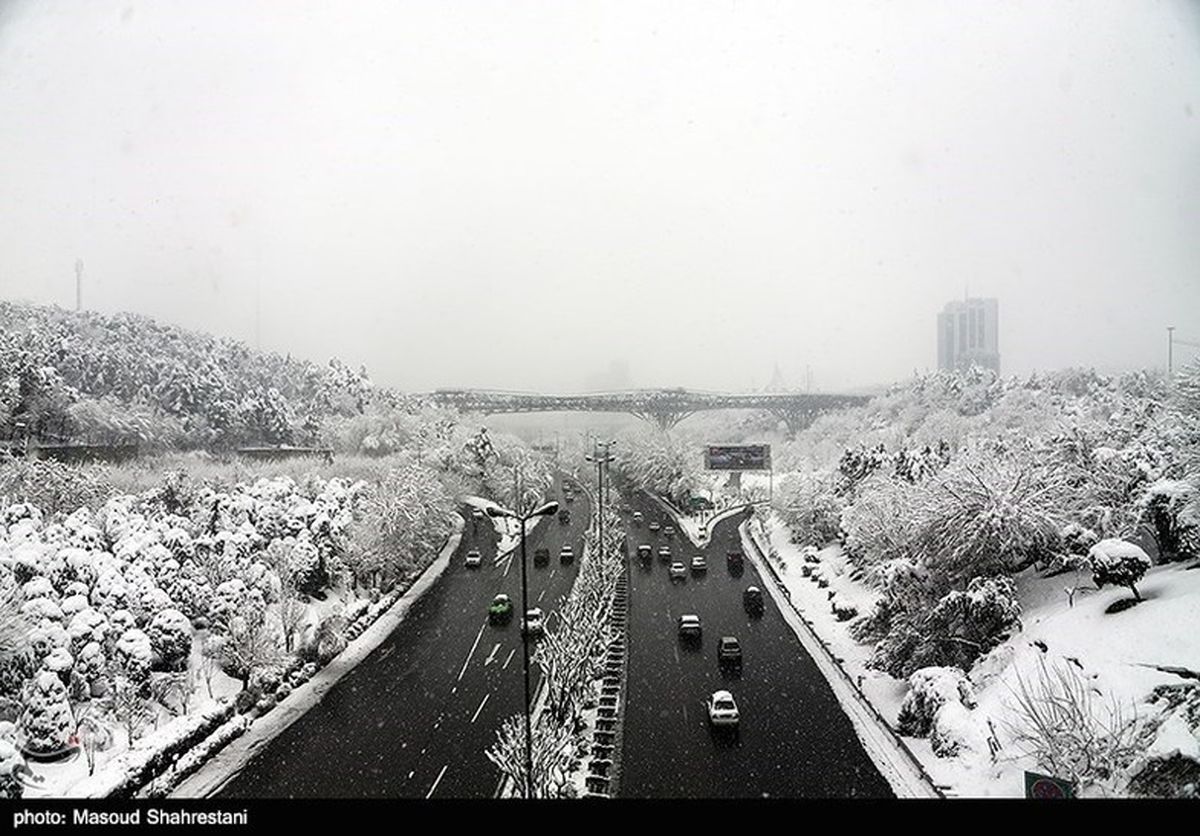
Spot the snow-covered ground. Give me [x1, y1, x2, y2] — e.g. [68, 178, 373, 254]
[754, 513, 1200, 798]
[460, 495, 546, 559]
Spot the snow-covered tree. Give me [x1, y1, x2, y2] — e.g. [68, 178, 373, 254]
[146, 609, 192, 673]
[19, 671, 74, 756]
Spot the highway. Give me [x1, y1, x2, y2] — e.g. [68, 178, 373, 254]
[617, 491, 894, 798]
[216, 476, 589, 798]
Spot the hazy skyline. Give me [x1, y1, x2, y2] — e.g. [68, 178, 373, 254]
[1, 1, 1198, 393]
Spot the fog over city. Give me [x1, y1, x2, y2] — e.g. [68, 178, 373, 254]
[1, 0, 1198, 393]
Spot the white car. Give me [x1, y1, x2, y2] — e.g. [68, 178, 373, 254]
[522, 607, 545, 635]
[648, 521, 661, 533]
[669, 561, 687, 581]
[465, 549, 482, 568]
[691, 555, 707, 573]
[632, 511, 644, 525]
[678, 614, 702, 638]
[471, 508, 485, 520]
[707, 690, 740, 727]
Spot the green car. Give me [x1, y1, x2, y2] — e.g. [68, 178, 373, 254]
[489, 593, 513, 624]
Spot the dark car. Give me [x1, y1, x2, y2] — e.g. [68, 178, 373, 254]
[743, 586, 764, 616]
[488, 594, 513, 624]
[558, 507, 571, 525]
[534, 547, 550, 566]
[717, 636, 743, 670]
[727, 551, 744, 572]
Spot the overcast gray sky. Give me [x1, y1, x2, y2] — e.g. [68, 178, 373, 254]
[1, 1, 1198, 393]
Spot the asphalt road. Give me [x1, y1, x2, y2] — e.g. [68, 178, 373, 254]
[618, 491, 894, 798]
[216, 476, 590, 798]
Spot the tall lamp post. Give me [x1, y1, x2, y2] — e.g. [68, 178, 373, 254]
[586, 439, 616, 550]
[486, 499, 559, 798]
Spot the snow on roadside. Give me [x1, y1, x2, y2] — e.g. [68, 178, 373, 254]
[756, 512, 1200, 798]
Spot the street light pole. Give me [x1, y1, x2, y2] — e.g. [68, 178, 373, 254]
[586, 440, 616, 557]
[486, 499, 558, 799]
[518, 513, 533, 796]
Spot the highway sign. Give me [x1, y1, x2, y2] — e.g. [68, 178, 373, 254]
[1024, 771, 1076, 799]
[705, 444, 771, 471]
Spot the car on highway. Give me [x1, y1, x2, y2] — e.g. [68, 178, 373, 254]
[691, 555, 707, 573]
[678, 614, 702, 639]
[648, 521, 661, 533]
[744, 586, 764, 615]
[488, 594, 513, 624]
[559, 545, 575, 564]
[522, 607, 545, 636]
[465, 549, 482, 568]
[632, 511, 643, 526]
[534, 547, 550, 566]
[717, 636, 743, 670]
[706, 690, 740, 727]
[664, 525, 675, 538]
[657, 545, 672, 563]
[558, 507, 571, 525]
[669, 561, 687, 581]
[564, 490, 575, 503]
[727, 551, 744, 572]
[637, 544, 653, 563]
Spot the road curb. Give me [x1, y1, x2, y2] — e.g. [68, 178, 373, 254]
[738, 518, 943, 799]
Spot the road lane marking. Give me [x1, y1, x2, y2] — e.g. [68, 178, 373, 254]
[537, 589, 545, 603]
[471, 693, 491, 723]
[458, 623, 486, 682]
[683, 704, 689, 726]
[673, 645, 680, 665]
[503, 555, 514, 577]
[484, 643, 500, 666]
[426, 764, 448, 798]
[503, 648, 516, 670]
[550, 569, 557, 579]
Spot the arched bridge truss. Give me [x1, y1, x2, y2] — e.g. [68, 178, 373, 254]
[422, 388, 870, 436]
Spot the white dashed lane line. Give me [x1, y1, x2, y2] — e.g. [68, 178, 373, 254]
[502, 648, 516, 670]
[426, 765, 448, 798]
[458, 623, 486, 682]
[471, 693, 490, 724]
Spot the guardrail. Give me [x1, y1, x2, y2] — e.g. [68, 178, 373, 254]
[740, 520, 944, 798]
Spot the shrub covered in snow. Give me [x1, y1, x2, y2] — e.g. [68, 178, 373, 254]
[897, 666, 977, 738]
[1138, 479, 1200, 564]
[1088, 539, 1152, 602]
[19, 671, 74, 756]
[146, 610, 192, 673]
[113, 629, 154, 682]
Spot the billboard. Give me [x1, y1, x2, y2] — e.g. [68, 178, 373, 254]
[705, 444, 771, 471]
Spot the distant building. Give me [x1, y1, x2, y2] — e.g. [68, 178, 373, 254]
[937, 298, 1000, 373]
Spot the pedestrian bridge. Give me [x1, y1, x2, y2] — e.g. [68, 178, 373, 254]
[422, 387, 870, 434]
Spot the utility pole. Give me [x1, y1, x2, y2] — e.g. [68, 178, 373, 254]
[74, 259, 84, 311]
[1168, 326, 1176, 376]
[586, 439, 616, 556]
